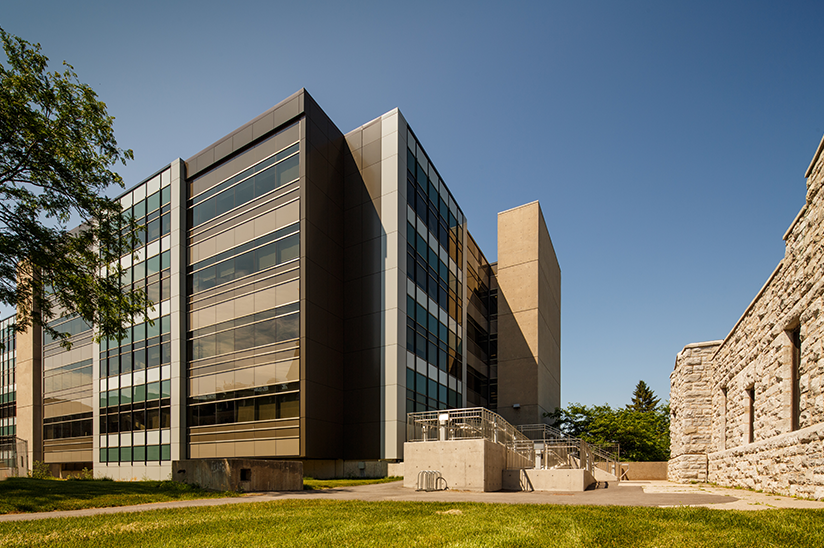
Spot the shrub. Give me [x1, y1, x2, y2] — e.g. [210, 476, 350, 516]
[27, 461, 52, 479]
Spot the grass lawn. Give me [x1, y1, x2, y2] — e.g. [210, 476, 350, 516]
[0, 477, 237, 514]
[1, 500, 823, 547]
[302, 476, 402, 490]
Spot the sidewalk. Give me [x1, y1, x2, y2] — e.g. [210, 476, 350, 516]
[2, 480, 823, 522]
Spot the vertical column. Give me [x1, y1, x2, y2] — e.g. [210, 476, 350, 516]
[169, 159, 186, 462]
[16, 319, 42, 467]
[377, 109, 404, 460]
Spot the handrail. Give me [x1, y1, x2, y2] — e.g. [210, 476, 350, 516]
[406, 407, 535, 469]
[517, 424, 620, 479]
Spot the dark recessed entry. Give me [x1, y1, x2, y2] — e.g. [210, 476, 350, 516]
[240, 468, 252, 482]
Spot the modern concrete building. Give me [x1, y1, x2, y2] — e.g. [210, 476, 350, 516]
[5, 90, 561, 479]
[670, 130, 824, 500]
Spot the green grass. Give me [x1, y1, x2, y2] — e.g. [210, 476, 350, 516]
[0, 500, 822, 547]
[0, 477, 237, 514]
[302, 476, 402, 490]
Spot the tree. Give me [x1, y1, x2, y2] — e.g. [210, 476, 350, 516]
[0, 28, 146, 345]
[546, 382, 670, 461]
[628, 380, 660, 413]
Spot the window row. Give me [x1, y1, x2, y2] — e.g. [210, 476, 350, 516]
[407, 297, 462, 352]
[128, 208, 171, 248]
[43, 417, 93, 440]
[192, 223, 298, 274]
[44, 361, 93, 394]
[189, 312, 299, 361]
[100, 444, 171, 463]
[408, 224, 450, 283]
[100, 340, 171, 378]
[127, 185, 171, 221]
[191, 145, 300, 227]
[101, 380, 171, 408]
[190, 233, 299, 293]
[44, 315, 92, 345]
[407, 147, 462, 232]
[407, 247, 462, 322]
[100, 400, 171, 434]
[191, 302, 298, 340]
[122, 251, 170, 286]
[407, 318, 463, 379]
[188, 391, 299, 427]
[102, 316, 171, 351]
[407, 176, 462, 261]
[189, 359, 299, 398]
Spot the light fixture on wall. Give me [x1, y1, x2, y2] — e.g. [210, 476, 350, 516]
[512, 404, 520, 409]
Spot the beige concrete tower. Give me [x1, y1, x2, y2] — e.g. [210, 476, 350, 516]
[16, 320, 42, 466]
[496, 201, 560, 425]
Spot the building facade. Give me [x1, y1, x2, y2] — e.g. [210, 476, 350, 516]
[12, 90, 561, 479]
[670, 131, 824, 499]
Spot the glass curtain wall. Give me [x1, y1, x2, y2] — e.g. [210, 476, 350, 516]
[404, 130, 465, 412]
[0, 316, 16, 445]
[99, 170, 174, 463]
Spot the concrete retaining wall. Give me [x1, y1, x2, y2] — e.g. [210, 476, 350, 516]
[403, 439, 506, 492]
[502, 468, 596, 491]
[173, 459, 302, 491]
[620, 461, 669, 480]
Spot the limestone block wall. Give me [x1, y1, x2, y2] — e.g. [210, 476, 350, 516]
[669, 341, 719, 482]
[670, 133, 824, 497]
[708, 422, 824, 499]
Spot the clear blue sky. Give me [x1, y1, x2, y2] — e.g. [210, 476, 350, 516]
[5, 1, 824, 409]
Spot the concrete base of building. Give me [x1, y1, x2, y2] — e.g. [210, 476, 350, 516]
[302, 459, 401, 480]
[502, 468, 597, 492]
[172, 458, 303, 492]
[96, 462, 171, 481]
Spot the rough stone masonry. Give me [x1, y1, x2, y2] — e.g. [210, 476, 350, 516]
[670, 132, 824, 500]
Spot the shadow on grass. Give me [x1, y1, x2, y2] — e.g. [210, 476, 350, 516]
[0, 477, 235, 514]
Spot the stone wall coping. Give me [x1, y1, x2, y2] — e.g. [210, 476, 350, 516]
[804, 132, 824, 178]
[672, 341, 723, 372]
[783, 203, 808, 242]
[681, 340, 725, 351]
[708, 421, 824, 459]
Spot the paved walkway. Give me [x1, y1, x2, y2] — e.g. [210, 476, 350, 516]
[2, 480, 823, 522]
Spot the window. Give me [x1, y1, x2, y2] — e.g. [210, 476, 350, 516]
[790, 325, 801, 431]
[746, 386, 755, 444]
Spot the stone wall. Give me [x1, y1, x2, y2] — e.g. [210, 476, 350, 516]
[669, 133, 824, 498]
[669, 341, 719, 482]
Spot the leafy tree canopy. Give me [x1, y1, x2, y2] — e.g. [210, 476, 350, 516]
[0, 28, 145, 346]
[546, 381, 670, 462]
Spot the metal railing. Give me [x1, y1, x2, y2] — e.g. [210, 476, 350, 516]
[517, 424, 620, 480]
[0, 437, 28, 479]
[406, 408, 535, 469]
